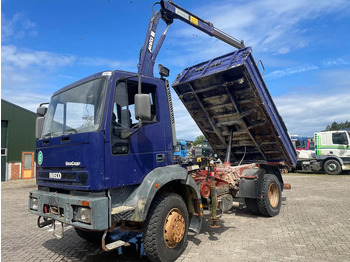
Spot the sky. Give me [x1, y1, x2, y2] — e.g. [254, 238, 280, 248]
[2, 0, 350, 141]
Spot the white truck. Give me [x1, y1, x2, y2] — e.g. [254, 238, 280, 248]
[299, 130, 350, 175]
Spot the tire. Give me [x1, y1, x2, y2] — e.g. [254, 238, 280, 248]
[324, 159, 342, 175]
[143, 193, 189, 262]
[75, 228, 104, 244]
[245, 198, 260, 215]
[258, 174, 282, 217]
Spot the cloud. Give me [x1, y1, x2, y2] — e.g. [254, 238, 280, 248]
[2, 45, 76, 69]
[78, 57, 136, 71]
[1, 89, 51, 113]
[322, 58, 349, 67]
[1, 12, 38, 42]
[165, 0, 350, 62]
[1, 44, 135, 113]
[274, 93, 350, 137]
[264, 64, 319, 80]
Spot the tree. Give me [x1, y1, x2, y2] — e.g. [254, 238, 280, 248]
[193, 135, 205, 146]
[325, 121, 350, 131]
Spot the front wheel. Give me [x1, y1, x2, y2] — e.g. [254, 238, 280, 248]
[143, 193, 189, 262]
[324, 159, 342, 175]
[258, 174, 282, 217]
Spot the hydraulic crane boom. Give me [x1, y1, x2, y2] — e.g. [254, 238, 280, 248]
[138, 0, 245, 77]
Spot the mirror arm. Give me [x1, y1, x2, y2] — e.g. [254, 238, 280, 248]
[121, 118, 144, 139]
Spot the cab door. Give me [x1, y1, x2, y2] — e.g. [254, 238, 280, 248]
[331, 132, 349, 158]
[104, 77, 173, 188]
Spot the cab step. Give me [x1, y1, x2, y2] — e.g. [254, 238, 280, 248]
[101, 230, 126, 251]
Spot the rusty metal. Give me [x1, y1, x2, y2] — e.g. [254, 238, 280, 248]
[200, 182, 211, 198]
[209, 165, 220, 228]
[163, 208, 185, 249]
[210, 217, 220, 228]
[283, 183, 291, 190]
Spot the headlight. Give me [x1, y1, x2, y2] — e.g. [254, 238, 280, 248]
[30, 197, 38, 210]
[77, 207, 91, 224]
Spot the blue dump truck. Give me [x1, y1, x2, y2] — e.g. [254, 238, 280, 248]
[29, 1, 296, 261]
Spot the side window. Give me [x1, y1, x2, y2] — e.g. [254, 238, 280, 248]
[111, 81, 158, 155]
[127, 81, 157, 124]
[111, 82, 129, 155]
[51, 103, 64, 132]
[332, 132, 348, 145]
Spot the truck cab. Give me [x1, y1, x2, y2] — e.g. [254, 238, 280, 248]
[315, 130, 350, 174]
[35, 71, 175, 192]
[299, 130, 350, 175]
[30, 69, 203, 258]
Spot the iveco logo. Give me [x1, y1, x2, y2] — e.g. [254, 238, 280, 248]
[49, 172, 62, 179]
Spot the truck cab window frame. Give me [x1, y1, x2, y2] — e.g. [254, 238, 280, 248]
[111, 80, 157, 155]
[332, 132, 348, 145]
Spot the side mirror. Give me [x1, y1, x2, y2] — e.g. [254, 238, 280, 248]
[36, 117, 45, 139]
[37, 106, 47, 117]
[135, 94, 151, 121]
[36, 105, 48, 139]
[120, 94, 151, 139]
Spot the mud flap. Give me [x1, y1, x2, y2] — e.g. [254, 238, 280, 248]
[189, 214, 202, 234]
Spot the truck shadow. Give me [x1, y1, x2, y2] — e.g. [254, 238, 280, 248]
[41, 206, 259, 261]
[42, 228, 150, 262]
[187, 205, 258, 246]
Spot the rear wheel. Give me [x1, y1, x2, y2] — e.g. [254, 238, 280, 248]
[258, 174, 282, 217]
[324, 159, 342, 175]
[143, 193, 188, 262]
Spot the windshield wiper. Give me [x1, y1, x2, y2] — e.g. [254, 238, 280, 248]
[64, 128, 78, 135]
[42, 132, 53, 138]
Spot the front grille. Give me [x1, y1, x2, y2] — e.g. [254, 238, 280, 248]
[37, 170, 88, 187]
[39, 172, 76, 180]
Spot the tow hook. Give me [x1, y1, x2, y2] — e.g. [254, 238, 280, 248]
[37, 216, 53, 228]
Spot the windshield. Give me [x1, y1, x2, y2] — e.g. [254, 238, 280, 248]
[41, 78, 107, 138]
[202, 141, 209, 148]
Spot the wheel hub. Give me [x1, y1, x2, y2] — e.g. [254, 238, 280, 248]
[268, 183, 279, 208]
[200, 182, 211, 198]
[164, 208, 185, 249]
[328, 163, 337, 171]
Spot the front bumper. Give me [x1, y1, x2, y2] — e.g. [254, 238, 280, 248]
[29, 190, 109, 231]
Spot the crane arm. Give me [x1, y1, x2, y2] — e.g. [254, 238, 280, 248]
[138, 0, 245, 77]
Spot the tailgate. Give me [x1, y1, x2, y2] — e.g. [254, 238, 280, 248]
[172, 47, 296, 167]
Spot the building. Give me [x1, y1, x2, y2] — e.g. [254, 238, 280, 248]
[1, 99, 36, 181]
